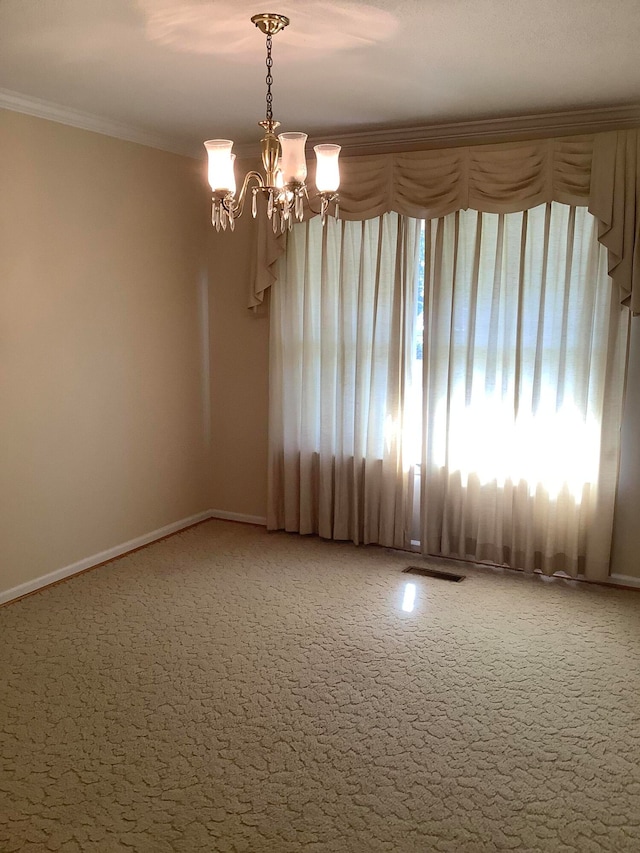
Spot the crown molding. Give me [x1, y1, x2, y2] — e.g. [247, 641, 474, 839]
[313, 104, 640, 156]
[0, 87, 195, 158]
[3, 88, 639, 162]
[235, 104, 640, 159]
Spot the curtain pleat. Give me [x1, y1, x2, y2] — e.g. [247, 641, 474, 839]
[268, 213, 421, 550]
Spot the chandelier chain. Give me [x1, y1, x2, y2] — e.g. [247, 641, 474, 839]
[265, 33, 274, 122]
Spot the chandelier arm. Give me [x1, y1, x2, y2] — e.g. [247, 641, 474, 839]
[303, 185, 319, 215]
[222, 170, 265, 218]
[303, 186, 340, 222]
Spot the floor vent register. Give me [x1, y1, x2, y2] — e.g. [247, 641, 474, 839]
[403, 566, 466, 582]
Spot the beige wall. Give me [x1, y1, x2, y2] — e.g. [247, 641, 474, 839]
[207, 212, 270, 519]
[0, 110, 210, 593]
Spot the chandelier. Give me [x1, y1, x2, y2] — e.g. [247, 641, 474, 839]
[204, 13, 341, 233]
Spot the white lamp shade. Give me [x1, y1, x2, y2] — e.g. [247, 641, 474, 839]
[314, 144, 341, 192]
[278, 132, 308, 183]
[204, 139, 236, 192]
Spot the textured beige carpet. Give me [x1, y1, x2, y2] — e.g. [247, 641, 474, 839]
[1, 520, 639, 852]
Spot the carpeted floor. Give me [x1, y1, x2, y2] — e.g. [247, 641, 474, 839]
[1, 519, 639, 852]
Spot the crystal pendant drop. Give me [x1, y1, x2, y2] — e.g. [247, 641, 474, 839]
[252, 190, 258, 218]
[267, 191, 274, 219]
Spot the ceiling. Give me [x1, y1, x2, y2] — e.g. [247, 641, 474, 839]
[1, 0, 640, 158]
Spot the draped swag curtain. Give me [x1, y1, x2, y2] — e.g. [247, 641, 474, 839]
[269, 206, 628, 579]
[252, 129, 640, 313]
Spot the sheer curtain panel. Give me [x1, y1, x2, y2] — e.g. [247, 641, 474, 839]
[420, 204, 629, 579]
[268, 213, 422, 549]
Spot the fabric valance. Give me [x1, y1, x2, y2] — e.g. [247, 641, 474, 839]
[251, 129, 640, 313]
[336, 136, 594, 220]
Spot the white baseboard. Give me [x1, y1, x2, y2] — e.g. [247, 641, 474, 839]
[0, 511, 212, 607]
[2, 508, 635, 606]
[209, 509, 267, 527]
[608, 573, 640, 589]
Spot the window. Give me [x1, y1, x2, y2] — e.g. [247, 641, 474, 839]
[412, 204, 625, 500]
[269, 205, 628, 575]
